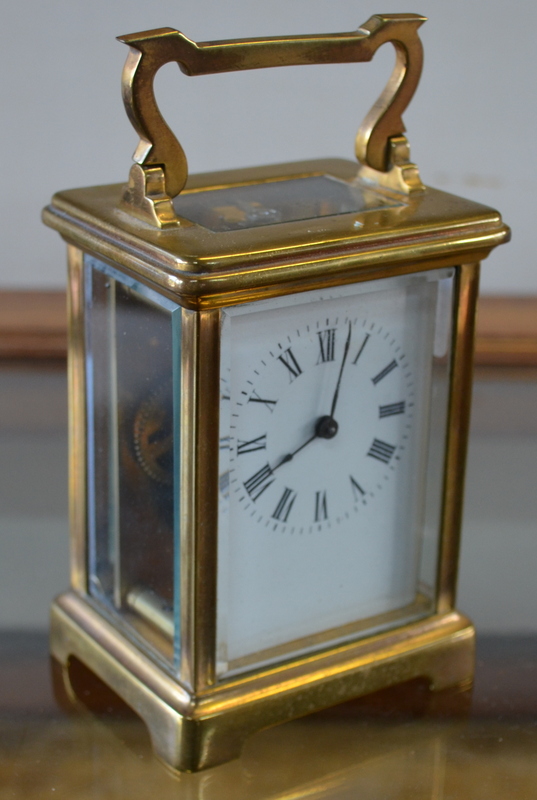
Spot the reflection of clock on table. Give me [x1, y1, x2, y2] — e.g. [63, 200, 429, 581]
[43, 14, 510, 772]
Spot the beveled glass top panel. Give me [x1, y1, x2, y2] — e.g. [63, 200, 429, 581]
[173, 175, 402, 232]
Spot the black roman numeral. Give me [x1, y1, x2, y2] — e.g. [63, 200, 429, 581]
[243, 463, 274, 501]
[379, 401, 406, 418]
[367, 438, 396, 464]
[352, 333, 370, 365]
[371, 359, 398, 385]
[314, 490, 328, 522]
[350, 475, 365, 501]
[272, 487, 297, 522]
[248, 390, 277, 413]
[278, 347, 302, 381]
[317, 328, 336, 363]
[237, 433, 267, 455]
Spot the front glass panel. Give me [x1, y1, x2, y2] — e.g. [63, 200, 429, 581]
[217, 268, 454, 677]
[85, 256, 181, 669]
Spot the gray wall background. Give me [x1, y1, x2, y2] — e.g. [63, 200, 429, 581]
[1, 0, 535, 293]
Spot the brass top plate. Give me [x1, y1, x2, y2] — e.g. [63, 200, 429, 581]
[43, 159, 510, 309]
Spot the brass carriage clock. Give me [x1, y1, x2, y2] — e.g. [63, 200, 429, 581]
[44, 14, 509, 772]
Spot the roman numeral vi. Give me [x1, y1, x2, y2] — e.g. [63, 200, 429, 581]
[272, 487, 297, 522]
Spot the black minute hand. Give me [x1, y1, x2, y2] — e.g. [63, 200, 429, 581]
[329, 321, 352, 419]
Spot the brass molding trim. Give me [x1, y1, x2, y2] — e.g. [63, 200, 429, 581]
[42, 182, 509, 309]
[118, 14, 426, 224]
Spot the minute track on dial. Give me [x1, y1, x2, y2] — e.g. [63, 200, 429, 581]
[229, 314, 412, 530]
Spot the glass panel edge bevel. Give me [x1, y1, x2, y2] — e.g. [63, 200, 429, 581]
[84, 254, 182, 672]
[216, 267, 455, 678]
[418, 273, 455, 605]
[84, 260, 97, 602]
[172, 308, 182, 673]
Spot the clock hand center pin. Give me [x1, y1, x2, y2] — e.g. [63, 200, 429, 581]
[315, 414, 338, 439]
[274, 409, 340, 471]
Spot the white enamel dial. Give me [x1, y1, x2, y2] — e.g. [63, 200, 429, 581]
[217, 271, 454, 675]
[229, 317, 413, 534]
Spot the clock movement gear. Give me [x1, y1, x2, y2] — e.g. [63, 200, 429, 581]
[133, 377, 174, 486]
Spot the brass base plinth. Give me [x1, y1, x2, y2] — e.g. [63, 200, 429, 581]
[50, 591, 475, 772]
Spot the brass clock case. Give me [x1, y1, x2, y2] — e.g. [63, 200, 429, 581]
[43, 14, 510, 773]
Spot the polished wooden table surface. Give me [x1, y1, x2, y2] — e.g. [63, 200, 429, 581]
[1, 633, 536, 799]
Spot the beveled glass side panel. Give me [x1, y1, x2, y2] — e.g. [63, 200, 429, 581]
[85, 257, 181, 668]
[174, 175, 402, 232]
[217, 268, 455, 677]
